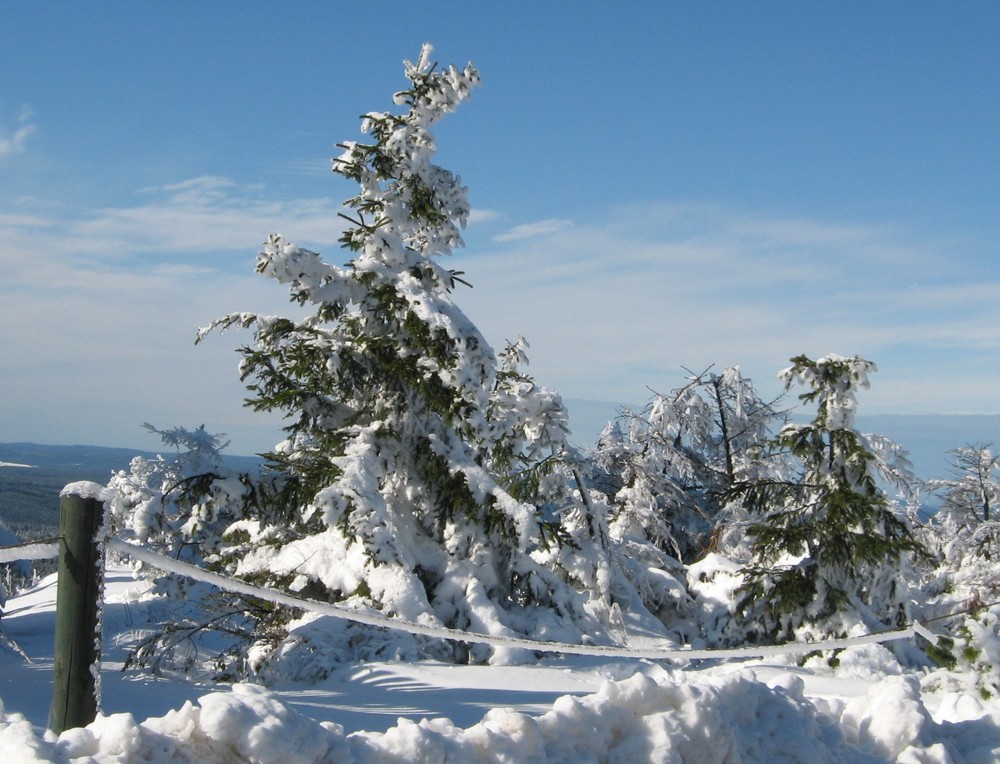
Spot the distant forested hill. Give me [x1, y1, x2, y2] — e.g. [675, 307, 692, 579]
[4, 414, 997, 541]
[0, 443, 262, 541]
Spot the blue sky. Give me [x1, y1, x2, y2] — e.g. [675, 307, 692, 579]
[2, 2, 998, 456]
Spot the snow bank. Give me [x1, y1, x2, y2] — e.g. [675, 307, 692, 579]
[5, 670, 1000, 762]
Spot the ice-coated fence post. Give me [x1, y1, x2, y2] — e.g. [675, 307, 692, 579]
[48, 484, 105, 734]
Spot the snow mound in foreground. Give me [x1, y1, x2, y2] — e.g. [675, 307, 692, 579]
[4, 670, 1000, 763]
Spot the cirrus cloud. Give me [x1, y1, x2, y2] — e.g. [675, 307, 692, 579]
[0, 104, 36, 162]
[492, 218, 573, 242]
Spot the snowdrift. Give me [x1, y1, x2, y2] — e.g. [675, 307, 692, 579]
[4, 666, 1000, 763]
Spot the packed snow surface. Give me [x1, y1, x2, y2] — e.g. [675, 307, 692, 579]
[2, 566, 1000, 762]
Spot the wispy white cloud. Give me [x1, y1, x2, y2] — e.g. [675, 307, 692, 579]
[0, 177, 346, 268]
[1, 190, 996, 453]
[464, 203, 998, 417]
[272, 157, 335, 177]
[493, 218, 573, 242]
[145, 176, 239, 203]
[0, 187, 302, 452]
[0, 104, 36, 162]
[468, 208, 500, 224]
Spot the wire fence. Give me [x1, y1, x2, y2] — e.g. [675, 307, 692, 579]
[0, 538, 61, 564]
[1, 532, 952, 661]
[115, 538, 942, 660]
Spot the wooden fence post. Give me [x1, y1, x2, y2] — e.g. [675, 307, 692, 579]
[48, 484, 106, 734]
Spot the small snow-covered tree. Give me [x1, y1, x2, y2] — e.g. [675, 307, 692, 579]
[921, 443, 1000, 642]
[105, 424, 260, 676]
[928, 445, 1000, 563]
[107, 424, 246, 564]
[731, 354, 924, 641]
[587, 366, 784, 644]
[183, 45, 617, 670]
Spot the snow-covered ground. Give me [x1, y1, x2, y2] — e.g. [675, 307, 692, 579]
[2, 565, 1000, 762]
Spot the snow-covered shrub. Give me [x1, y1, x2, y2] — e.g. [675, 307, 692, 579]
[916, 445, 1000, 680]
[107, 424, 248, 564]
[588, 367, 784, 640]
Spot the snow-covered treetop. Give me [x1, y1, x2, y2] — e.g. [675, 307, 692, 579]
[779, 353, 876, 432]
[333, 42, 480, 264]
[245, 43, 480, 313]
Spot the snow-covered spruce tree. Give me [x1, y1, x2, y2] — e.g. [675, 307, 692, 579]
[594, 366, 783, 563]
[191, 46, 617, 670]
[729, 354, 925, 642]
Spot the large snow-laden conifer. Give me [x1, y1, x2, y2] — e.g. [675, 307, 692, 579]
[191, 45, 617, 668]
